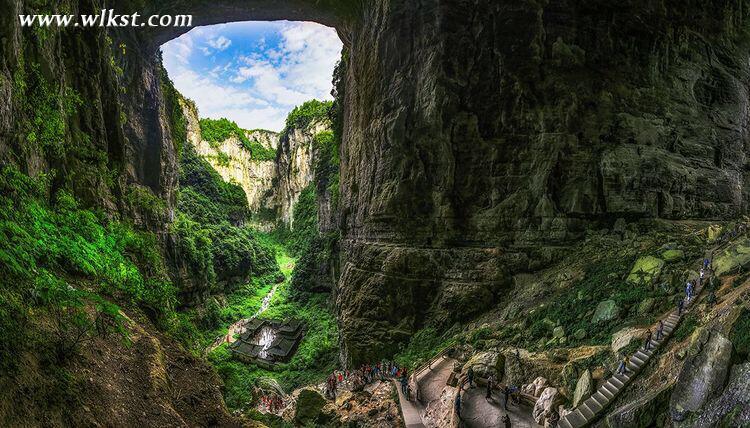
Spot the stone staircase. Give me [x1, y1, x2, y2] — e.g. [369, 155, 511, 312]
[558, 264, 708, 428]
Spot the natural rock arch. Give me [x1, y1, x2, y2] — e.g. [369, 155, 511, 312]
[5, 0, 750, 367]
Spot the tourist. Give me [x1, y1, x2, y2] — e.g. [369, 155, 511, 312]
[467, 367, 475, 388]
[400, 375, 408, 394]
[686, 281, 693, 302]
[486, 374, 494, 400]
[502, 385, 510, 410]
[502, 413, 511, 427]
[644, 329, 652, 350]
[455, 392, 461, 419]
[678, 297, 685, 315]
[656, 320, 664, 340]
[617, 355, 628, 375]
[704, 258, 710, 269]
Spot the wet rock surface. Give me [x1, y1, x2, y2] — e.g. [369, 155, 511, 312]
[669, 329, 733, 422]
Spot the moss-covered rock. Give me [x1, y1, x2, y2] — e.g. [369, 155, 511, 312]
[713, 238, 750, 276]
[626, 256, 665, 285]
[661, 249, 684, 263]
[294, 388, 334, 426]
[592, 300, 621, 324]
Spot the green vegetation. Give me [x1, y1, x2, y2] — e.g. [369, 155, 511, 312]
[394, 327, 457, 371]
[283, 100, 332, 135]
[178, 142, 248, 224]
[672, 314, 698, 342]
[198, 117, 277, 161]
[160, 64, 188, 154]
[516, 258, 664, 348]
[205, 247, 338, 411]
[0, 165, 186, 414]
[175, 142, 279, 293]
[729, 309, 750, 361]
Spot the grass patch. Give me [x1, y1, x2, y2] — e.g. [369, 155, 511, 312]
[729, 308, 750, 361]
[672, 314, 698, 342]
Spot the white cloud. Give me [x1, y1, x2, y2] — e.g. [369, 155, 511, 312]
[161, 21, 342, 131]
[207, 35, 232, 51]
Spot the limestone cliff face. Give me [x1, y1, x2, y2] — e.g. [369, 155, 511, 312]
[334, 0, 750, 364]
[276, 119, 332, 226]
[180, 100, 279, 225]
[5, 0, 750, 367]
[179, 99, 331, 229]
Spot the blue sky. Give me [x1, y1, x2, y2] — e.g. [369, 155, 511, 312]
[161, 21, 342, 131]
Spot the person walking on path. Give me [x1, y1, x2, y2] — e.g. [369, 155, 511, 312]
[455, 391, 462, 420]
[617, 355, 628, 375]
[686, 281, 694, 302]
[678, 297, 685, 315]
[400, 375, 408, 395]
[467, 367, 475, 388]
[644, 329, 653, 350]
[502, 385, 510, 410]
[486, 375, 494, 400]
[657, 320, 664, 340]
[502, 414, 511, 428]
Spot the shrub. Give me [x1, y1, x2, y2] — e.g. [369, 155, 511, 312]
[282, 100, 332, 134]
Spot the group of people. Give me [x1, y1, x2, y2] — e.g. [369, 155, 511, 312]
[324, 361, 410, 400]
[617, 256, 714, 376]
[259, 394, 284, 414]
[457, 368, 519, 426]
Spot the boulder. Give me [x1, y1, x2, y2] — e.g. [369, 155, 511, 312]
[706, 224, 723, 243]
[553, 326, 566, 339]
[611, 327, 648, 354]
[532, 387, 560, 425]
[573, 328, 586, 340]
[669, 329, 733, 422]
[572, 369, 593, 407]
[626, 256, 665, 285]
[592, 300, 621, 324]
[294, 388, 334, 426]
[522, 376, 549, 397]
[691, 363, 750, 427]
[661, 249, 684, 262]
[712, 238, 750, 276]
[462, 351, 504, 381]
[637, 297, 655, 315]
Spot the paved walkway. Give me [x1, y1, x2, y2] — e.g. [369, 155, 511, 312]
[393, 379, 426, 428]
[459, 385, 540, 428]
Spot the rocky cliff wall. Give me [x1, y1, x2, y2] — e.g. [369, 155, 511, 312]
[181, 100, 279, 224]
[335, 0, 750, 364]
[180, 99, 332, 230]
[5, 0, 750, 367]
[276, 119, 332, 227]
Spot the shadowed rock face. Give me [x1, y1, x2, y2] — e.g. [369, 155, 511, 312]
[4, 0, 750, 365]
[334, 0, 750, 364]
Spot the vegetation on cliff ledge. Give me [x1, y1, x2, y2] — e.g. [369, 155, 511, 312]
[199, 117, 277, 161]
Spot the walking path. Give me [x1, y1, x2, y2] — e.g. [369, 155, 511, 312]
[558, 252, 712, 428]
[460, 385, 540, 427]
[392, 379, 426, 428]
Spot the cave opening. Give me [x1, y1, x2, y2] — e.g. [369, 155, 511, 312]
[156, 18, 346, 418]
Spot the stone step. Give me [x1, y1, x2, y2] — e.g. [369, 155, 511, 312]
[592, 391, 610, 406]
[557, 254, 711, 428]
[579, 402, 595, 419]
[586, 396, 603, 413]
[610, 377, 624, 389]
[601, 382, 617, 397]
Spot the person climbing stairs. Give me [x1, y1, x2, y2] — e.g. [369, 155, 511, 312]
[557, 252, 713, 428]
